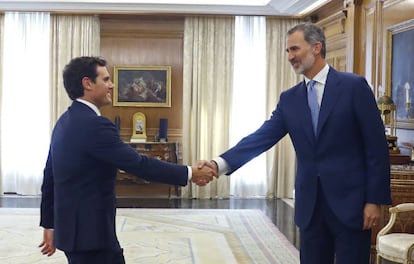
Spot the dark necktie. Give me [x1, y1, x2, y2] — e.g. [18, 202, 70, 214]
[307, 80, 319, 135]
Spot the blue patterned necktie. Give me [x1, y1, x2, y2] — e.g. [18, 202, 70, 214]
[307, 80, 319, 135]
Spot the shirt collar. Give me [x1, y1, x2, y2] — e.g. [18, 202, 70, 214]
[76, 98, 101, 116]
[304, 64, 329, 86]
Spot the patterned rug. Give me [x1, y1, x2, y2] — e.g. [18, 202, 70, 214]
[0, 208, 299, 264]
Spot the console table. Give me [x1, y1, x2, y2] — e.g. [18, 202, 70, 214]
[116, 142, 180, 198]
[370, 165, 414, 263]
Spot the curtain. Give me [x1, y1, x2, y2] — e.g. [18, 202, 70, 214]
[229, 17, 302, 198]
[182, 16, 235, 199]
[230, 16, 267, 197]
[0, 14, 3, 194]
[265, 18, 302, 198]
[0, 14, 100, 195]
[50, 15, 100, 124]
[182, 17, 301, 199]
[0, 12, 50, 195]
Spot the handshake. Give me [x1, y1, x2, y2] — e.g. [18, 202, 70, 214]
[190, 160, 219, 186]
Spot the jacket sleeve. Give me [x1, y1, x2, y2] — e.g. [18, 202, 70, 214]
[87, 117, 189, 186]
[40, 148, 54, 228]
[353, 77, 391, 205]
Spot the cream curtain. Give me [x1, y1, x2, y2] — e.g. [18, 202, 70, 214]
[0, 14, 3, 194]
[265, 18, 302, 198]
[50, 15, 100, 124]
[182, 17, 302, 199]
[0, 14, 99, 195]
[1, 12, 50, 195]
[229, 16, 268, 197]
[182, 16, 235, 199]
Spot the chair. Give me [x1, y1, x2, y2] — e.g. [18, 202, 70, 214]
[376, 203, 414, 264]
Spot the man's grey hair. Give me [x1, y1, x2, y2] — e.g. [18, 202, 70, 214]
[288, 23, 326, 58]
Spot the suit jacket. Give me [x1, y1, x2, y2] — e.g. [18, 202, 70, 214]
[40, 101, 188, 252]
[221, 67, 392, 230]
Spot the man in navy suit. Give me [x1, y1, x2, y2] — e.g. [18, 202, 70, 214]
[39, 56, 216, 264]
[201, 23, 391, 263]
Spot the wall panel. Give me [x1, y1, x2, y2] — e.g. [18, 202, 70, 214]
[100, 15, 185, 153]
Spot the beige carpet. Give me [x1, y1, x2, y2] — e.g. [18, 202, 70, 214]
[0, 208, 299, 264]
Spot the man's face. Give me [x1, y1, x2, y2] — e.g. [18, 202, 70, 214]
[286, 30, 316, 76]
[89, 66, 113, 107]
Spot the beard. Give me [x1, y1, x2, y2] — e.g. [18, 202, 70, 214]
[290, 53, 316, 75]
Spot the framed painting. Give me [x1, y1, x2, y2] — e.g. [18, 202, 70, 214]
[113, 65, 171, 107]
[387, 19, 414, 129]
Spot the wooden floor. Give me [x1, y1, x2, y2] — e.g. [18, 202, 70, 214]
[0, 195, 299, 249]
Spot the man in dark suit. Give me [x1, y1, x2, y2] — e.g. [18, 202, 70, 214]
[39, 56, 215, 264]
[201, 23, 391, 263]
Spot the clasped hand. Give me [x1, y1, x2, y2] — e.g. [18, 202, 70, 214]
[190, 160, 218, 186]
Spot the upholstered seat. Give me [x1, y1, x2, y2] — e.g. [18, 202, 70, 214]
[376, 203, 414, 264]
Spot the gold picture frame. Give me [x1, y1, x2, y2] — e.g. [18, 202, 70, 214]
[386, 19, 414, 129]
[113, 65, 171, 107]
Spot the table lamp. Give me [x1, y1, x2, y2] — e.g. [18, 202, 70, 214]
[377, 95, 398, 153]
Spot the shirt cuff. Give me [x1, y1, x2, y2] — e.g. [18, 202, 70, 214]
[187, 166, 192, 181]
[212, 157, 229, 175]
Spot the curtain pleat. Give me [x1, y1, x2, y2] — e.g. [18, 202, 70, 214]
[0, 14, 100, 195]
[182, 17, 302, 199]
[0, 12, 50, 195]
[182, 16, 235, 199]
[0, 14, 4, 194]
[229, 16, 267, 197]
[50, 15, 100, 125]
[265, 18, 302, 198]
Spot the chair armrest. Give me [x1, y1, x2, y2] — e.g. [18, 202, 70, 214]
[390, 203, 414, 213]
[377, 212, 396, 238]
[377, 203, 414, 240]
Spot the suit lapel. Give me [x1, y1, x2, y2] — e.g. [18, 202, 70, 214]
[316, 68, 343, 137]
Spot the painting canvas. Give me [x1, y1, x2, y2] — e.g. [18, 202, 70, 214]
[388, 19, 414, 128]
[113, 66, 171, 107]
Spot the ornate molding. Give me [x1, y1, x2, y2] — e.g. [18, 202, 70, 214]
[317, 10, 348, 34]
[383, 0, 406, 9]
[343, 0, 363, 8]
